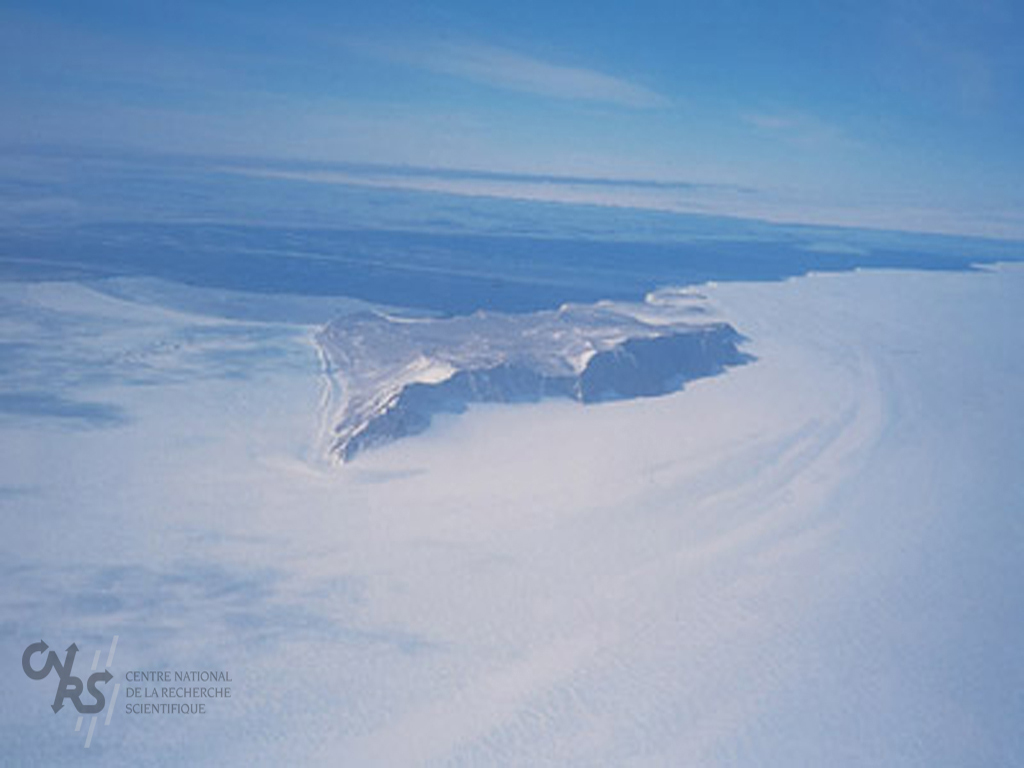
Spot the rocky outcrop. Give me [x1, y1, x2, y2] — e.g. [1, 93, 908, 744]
[317, 295, 749, 461]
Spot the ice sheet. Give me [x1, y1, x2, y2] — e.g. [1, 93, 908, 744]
[1, 265, 1022, 765]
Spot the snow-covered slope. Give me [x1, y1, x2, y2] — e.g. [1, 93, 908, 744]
[3, 266, 1024, 765]
[316, 293, 749, 461]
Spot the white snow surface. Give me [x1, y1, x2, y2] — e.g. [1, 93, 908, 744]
[0, 265, 1022, 766]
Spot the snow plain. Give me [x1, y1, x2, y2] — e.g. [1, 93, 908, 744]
[1, 263, 1022, 765]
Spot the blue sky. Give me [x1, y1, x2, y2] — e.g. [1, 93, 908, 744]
[2, 0, 1023, 237]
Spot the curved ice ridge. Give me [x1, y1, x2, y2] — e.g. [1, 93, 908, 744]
[316, 290, 749, 462]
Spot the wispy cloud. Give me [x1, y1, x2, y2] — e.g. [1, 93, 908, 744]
[217, 161, 1024, 239]
[360, 41, 670, 109]
[741, 110, 852, 149]
[741, 113, 798, 131]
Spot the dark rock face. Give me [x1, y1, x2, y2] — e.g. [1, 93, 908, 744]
[317, 297, 749, 461]
[578, 329, 745, 403]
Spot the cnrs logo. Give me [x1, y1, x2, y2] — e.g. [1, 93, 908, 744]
[22, 640, 112, 714]
[21, 636, 121, 748]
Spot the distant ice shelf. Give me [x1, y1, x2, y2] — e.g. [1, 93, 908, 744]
[316, 290, 750, 462]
